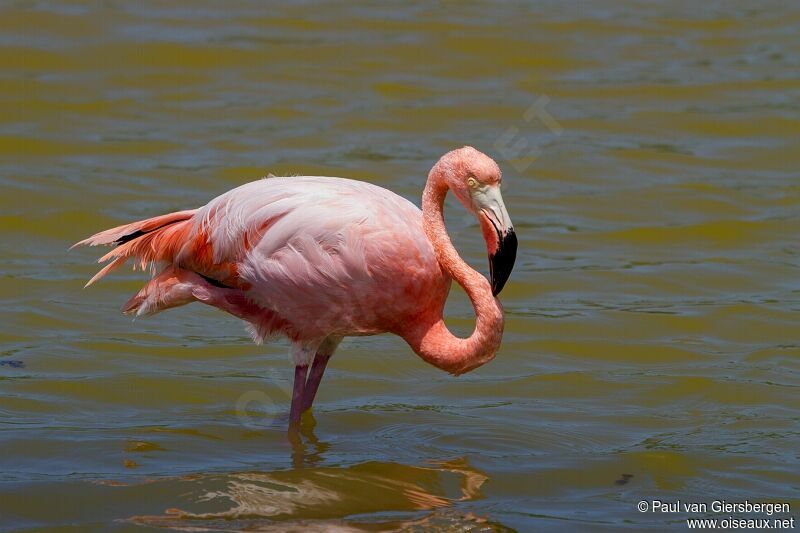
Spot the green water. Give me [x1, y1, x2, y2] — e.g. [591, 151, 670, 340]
[1, 2, 798, 531]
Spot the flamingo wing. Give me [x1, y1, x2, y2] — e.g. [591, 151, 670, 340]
[195, 176, 444, 340]
[77, 176, 445, 343]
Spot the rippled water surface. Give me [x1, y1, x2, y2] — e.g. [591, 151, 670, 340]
[1, 2, 799, 531]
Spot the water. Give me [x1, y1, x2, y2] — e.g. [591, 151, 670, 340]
[1, 2, 798, 531]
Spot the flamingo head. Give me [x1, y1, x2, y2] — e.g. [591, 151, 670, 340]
[440, 146, 518, 296]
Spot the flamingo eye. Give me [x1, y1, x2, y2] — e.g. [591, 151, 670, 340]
[467, 177, 479, 189]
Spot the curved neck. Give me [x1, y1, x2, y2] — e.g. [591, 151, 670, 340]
[402, 167, 504, 376]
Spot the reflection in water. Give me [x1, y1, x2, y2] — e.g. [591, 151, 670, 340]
[128, 424, 497, 530]
[288, 413, 331, 469]
[132, 511, 504, 532]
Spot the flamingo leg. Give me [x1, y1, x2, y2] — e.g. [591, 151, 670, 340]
[289, 364, 308, 428]
[301, 352, 331, 412]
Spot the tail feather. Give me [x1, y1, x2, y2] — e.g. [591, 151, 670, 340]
[84, 256, 127, 288]
[75, 209, 197, 286]
[72, 209, 196, 248]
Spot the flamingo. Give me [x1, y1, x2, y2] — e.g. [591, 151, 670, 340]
[74, 146, 517, 427]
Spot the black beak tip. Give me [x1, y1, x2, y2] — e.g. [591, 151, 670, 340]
[489, 229, 517, 296]
[491, 282, 502, 297]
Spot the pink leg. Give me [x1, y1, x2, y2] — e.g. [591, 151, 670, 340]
[289, 364, 308, 428]
[301, 352, 331, 412]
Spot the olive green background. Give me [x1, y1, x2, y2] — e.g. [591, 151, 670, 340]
[0, 2, 798, 531]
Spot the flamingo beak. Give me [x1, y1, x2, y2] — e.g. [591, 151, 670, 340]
[474, 185, 517, 296]
[490, 226, 517, 296]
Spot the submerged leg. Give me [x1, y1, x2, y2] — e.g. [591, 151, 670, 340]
[289, 364, 308, 429]
[300, 336, 341, 413]
[301, 352, 331, 412]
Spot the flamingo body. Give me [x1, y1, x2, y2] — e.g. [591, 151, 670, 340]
[198, 176, 451, 352]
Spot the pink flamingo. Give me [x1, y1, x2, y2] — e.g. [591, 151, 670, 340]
[75, 147, 517, 427]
